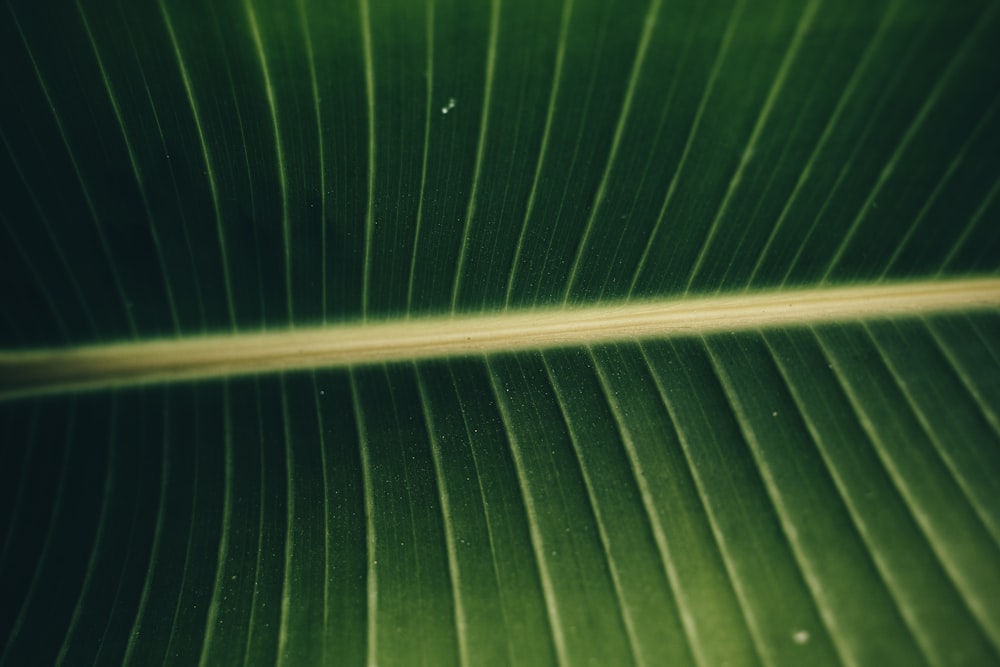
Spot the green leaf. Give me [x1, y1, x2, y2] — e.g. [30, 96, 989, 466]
[2, 0, 999, 665]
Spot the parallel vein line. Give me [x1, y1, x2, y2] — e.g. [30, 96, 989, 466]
[821, 3, 999, 283]
[0, 212, 71, 341]
[451, 0, 501, 311]
[298, 0, 327, 320]
[448, 364, 518, 663]
[883, 93, 1000, 277]
[159, 1, 237, 327]
[705, 341, 852, 666]
[310, 373, 332, 664]
[922, 317, 1000, 439]
[10, 9, 138, 336]
[0, 403, 41, 572]
[789, 5, 925, 286]
[121, 16, 210, 328]
[763, 332, 935, 666]
[55, 397, 120, 665]
[686, 0, 821, 293]
[406, 0, 435, 315]
[562, 0, 662, 303]
[504, 0, 575, 309]
[967, 316, 1000, 373]
[92, 395, 151, 664]
[241, 382, 270, 666]
[162, 389, 205, 662]
[414, 369, 468, 666]
[864, 322, 1000, 549]
[628, 0, 745, 298]
[207, 4, 260, 325]
[0, 401, 78, 664]
[485, 359, 569, 666]
[198, 383, 234, 667]
[245, 0, 294, 322]
[525, 7, 614, 307]
[593, 14, 697, 302]
[543, 353, 643, 666]
[122, 393, 169, 666]
[277, 378, 295, 664]
[639, 342, 768, 666]
[383, 366, 430, 663]
[75, 1, 180, 333]
[746, 0, 899, 288]
[938, 174, 1000, 274]
[586, 348, 703, 667]
[816, 330, 1000, 649]
[348, 372, 378, 667]
[0, 129, 97, 337]
[966, 316, 1000, 424]
[359, 0, 377, 320]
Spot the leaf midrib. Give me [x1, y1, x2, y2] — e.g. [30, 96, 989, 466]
[1, 276, 997, 400]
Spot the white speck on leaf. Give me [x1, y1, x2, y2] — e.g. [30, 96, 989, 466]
[441, 97, 456, 114]
[793, 630, 810, 645]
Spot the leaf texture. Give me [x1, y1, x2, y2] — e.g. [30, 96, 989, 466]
[1, 0, 999, 664]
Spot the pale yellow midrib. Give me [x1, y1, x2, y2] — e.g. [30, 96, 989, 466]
[2, 277, 998, 400]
